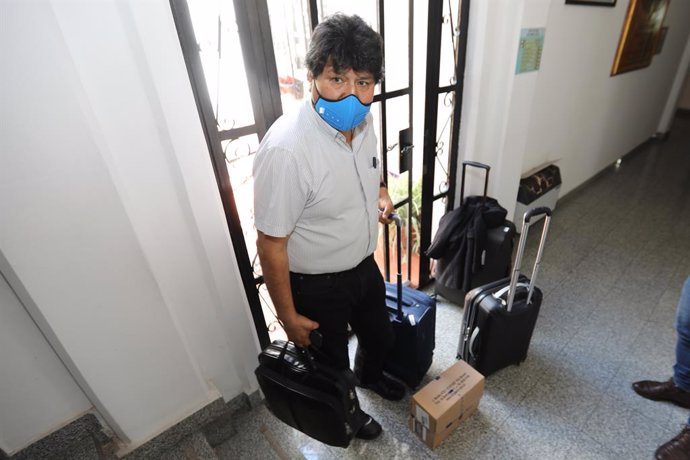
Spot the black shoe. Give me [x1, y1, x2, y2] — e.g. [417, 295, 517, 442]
[632, 378, 690, 409]
[355, 416, 382, 440]
[359, 374, 406, 401]
[655, 425, 690, 460]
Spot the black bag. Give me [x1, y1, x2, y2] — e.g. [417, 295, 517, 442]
[382, 214, 436, 389]
[457, 207, 552, 377]
[428, 161, 515, 305]
[255, 340, 366, 447]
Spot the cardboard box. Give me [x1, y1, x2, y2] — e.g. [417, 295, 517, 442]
[408, 360, 484, 449]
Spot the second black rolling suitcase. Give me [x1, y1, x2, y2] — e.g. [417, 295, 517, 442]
[429, 161, 516, 305]
[382, 213, 436, 389]
[457, 207, 552, 377]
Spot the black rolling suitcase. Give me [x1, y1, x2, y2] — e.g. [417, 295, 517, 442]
[382, 213, 436, 389]
[430, 161, 516, 305]
[457, 207, 552, 377]
[255, 340, 367, 447]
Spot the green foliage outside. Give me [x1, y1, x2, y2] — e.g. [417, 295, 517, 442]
[386, 174, 423, 254]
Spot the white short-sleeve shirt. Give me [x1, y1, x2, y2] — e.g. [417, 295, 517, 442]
[253, 100, 381, 274]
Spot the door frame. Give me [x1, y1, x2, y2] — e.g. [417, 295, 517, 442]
[418, 0, 470, 285]
[169, 0, 470, 346]
[170, 0, 283, 349]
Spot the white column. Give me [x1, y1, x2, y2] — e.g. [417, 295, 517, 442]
[657, 33, 690, 135]
[457, 0, 552, 221]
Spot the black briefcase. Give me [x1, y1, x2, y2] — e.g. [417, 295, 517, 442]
[255, 340, 366, 447]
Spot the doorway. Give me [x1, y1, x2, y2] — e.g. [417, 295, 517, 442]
[169, 0, 469, 346]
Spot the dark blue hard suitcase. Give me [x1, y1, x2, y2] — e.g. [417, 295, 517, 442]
[457, 207, 552, 377]
[383, 214, 436, 389]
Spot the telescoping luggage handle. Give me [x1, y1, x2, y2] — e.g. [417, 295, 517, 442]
[390, 213, 404, 321]
[505, 206, 552, 312]
[460, 161, 490, 204]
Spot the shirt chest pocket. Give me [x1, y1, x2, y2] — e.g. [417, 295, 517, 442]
[363, 156, 381, 203]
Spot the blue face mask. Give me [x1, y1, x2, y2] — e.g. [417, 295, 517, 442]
[314, 93, 371, 132]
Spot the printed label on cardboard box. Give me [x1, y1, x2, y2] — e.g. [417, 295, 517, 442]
[415, 405, 430, 429]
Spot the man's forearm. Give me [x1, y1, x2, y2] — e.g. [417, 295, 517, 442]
[256, 232, 319, 345]
[256, 234, 297, 324]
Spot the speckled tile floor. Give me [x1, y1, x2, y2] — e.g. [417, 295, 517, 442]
[216, 115, 690, 459]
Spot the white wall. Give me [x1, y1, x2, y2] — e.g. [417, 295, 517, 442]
[1, 0, 260, 454]
[658, 32, 690, 134]
[457, 0, 690, 219]
[0, 263, 93, 453]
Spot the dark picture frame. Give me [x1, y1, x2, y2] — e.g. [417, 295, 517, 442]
[611, 0, 670, 75]
[565, 0, 617, 6]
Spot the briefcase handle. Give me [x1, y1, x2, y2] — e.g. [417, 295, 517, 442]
[269, 319, 318, 372]
[272, 339, 318, 374]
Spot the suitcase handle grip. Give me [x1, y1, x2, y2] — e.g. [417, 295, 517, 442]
[462, 160, 490, 171]
[468, 327, 481, 360]
[524, 206, 552, 224]
[460, 161, 490, 203]
[493, 282, 529, 304]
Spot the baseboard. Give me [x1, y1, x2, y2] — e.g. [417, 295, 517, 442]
[120, 397, 227, 459]
[120, 391, 260, 459]
[5, 391, 260, 460]
[6, 413, 110, 460]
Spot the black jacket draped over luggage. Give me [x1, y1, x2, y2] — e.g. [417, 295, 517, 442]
[427, 196, 508, 293]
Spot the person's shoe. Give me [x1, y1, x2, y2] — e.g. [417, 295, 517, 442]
[355, 416, 382, 440]
[358, 374, 406, 401]
[655, 425, 690, 460]
[632, 378, 690, 409]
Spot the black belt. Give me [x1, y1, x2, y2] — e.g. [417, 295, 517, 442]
[290, 254, 373, 281]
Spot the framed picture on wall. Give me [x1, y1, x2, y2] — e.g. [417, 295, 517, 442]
[611, 0, 670, 75]
[565, 0, 616, 6]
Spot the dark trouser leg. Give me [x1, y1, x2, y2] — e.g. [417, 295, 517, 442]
[289, 269, 371, 433]
[350, 256, 395, 384]
[673, 276, 690, 426]
[289, 273, 351, 370]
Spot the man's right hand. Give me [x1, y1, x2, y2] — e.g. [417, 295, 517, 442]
[283, 314, 320, 347]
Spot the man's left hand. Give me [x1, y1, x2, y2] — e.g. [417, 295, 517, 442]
[378, 186, 395, 224]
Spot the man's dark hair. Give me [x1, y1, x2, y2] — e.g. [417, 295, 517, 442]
[305, 13, 384, 83]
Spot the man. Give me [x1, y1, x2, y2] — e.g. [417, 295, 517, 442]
[253, 13, 404, 441]
[632, 276, 690, 459]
